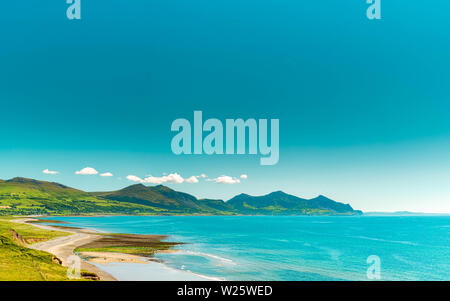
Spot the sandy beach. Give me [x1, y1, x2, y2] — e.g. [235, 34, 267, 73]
[10, 217, 213, 281]
[12, 218, 117, 281]
[79, 251, 150, 264]
[10, 217, 188, 281]
[12, 217, 212, 281]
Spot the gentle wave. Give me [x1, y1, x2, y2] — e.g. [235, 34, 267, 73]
[155, 259, 225, 281]
[352, 235, 419, 246]
[183, 269, 225, 281]
[174, 250, 236, 265]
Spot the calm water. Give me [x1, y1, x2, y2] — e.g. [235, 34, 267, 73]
[43, 216, 450, 281]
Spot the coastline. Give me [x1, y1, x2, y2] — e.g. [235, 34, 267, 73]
[8, 215, 450, 281]
[12, 218, 117, 281]
[11, 217, 211, 281]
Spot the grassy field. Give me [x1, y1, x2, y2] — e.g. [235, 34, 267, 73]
[0, 217, 70, 244]
[0, 216, 77, 281]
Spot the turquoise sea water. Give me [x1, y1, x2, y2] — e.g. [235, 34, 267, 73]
[43, 216, 450, 281]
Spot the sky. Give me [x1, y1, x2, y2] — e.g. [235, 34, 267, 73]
[1, 1, 450, 212]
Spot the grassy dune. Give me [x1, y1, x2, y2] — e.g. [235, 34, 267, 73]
[0, 217, 70, 244]
[0, 217, 75, 281]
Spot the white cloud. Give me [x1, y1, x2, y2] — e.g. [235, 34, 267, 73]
[126, 173, 186, 184]
[145, 173, 185, 184]
[208, 175, 241, 184]
[185, 176, 199, 183]
[100, 172, 113, 177]
[127, 173, 247, 185]
[75, 167, 99, 175]
[42, 169, 59, 175]
[126, 175, 144, 182]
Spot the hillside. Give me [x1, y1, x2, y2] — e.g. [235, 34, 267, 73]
[0, 177, 361, 216]
[0, 178, 169, 215]
[93, 184, 233, 214]
[227, 191, 361, 215]
[0, 216, 75, 280]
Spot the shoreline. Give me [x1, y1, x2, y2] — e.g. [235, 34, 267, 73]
[14, 215, 364, 281]
[11, 217, 205, 281]
[21, 216, 218, 281]
[12, 218, 117, 281]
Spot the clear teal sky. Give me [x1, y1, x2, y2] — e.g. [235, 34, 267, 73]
[1, 1, 449, 212]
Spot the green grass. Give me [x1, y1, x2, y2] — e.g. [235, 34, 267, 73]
[75, 244, 174, 257]
[0, 235, 71, 280]
[242, 202, 258, 210]
[0, 217, 80, 280]
[0, 217, 70, 244]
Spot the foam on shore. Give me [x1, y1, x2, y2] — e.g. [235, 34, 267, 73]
[90, 260, 220, 281]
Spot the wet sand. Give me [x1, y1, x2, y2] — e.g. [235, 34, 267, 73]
[78, 251, 151, 264]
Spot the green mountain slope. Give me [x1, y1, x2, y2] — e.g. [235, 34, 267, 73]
[0, 178, 361, 215]
[227, 191, 361, 215]
[93, 184, 229, 214]
[0, 178, 170, 215]
[198, 199, 236, 213]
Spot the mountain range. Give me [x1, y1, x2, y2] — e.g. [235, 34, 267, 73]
[0, 177, 362, 216]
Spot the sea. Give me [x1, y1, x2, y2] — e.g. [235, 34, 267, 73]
[42, 215, 450, 281]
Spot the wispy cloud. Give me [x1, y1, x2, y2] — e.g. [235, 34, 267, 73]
[42, 169, 59, 175]
[75, 167, 99, 175]
[207, 175, 241, 184]
[100, 172, 113, 177]
[240, 174, 248, 179]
